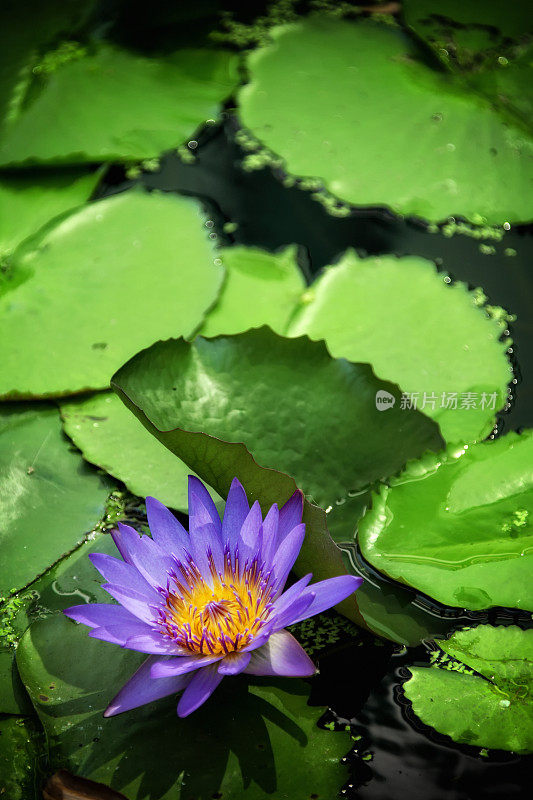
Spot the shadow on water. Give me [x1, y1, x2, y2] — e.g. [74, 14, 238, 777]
[310, 637, 532, 800]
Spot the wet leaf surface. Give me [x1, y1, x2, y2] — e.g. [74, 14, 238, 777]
[238, 17, 533, 224]
[60, 244, 305, 510]
[0, 168, 101, 261]
[404, 625, 533, 753]
[0, 43, 239, 166]
[200, 244, 305, 337]
[288, 250, 511, 444]
[0, 190, 224, 398]
[61, 393, 208, 514]
[359, 431, 533, 610]
[0, 404, 112, 599]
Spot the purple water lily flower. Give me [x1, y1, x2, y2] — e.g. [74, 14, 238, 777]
[64, 477, 362, 718]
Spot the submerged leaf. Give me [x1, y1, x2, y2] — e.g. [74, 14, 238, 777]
[0, 715, 43, 800]
[358, 431, 533, 610]
[238, 17, 533, 224]
[404, 625, 533, 753]
[0, 0, 96, 137]
[403, 0, 531, 69]
[0, 190, 224, 398]
[403, 0, 533, 133]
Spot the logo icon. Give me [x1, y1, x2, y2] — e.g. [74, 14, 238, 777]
[375, 390, 396, 411]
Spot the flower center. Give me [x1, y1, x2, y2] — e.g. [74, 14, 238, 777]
[158, 549, 275, 656]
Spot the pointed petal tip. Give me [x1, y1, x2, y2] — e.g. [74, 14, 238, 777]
[62, 605, 83, 621]
[229, 476, 245, 491]
[145, 495, 168, 513]
[117, 520, 139, 536]
[187, 474, 205, 493]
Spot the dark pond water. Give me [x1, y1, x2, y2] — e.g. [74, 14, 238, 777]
[96, 113, 533, 799]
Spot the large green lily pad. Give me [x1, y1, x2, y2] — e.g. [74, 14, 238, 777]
[0, 404, 112, 599]
[288, 250, 511, 444]
[200, 245, 305, 337]
[17, 614, 351, 799]
[0, 190, 224, 398]
[61, 392, 210, 513]
[358, 431, 533, 610]
[404, 625, 533, 753]
[0, 168, 101, 261]
[112, 327, 442, 622]
[0, 42, 239, 166]
[238, 17, 533, 224]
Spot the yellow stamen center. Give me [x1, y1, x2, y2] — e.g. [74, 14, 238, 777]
[160, 554, 274, 656]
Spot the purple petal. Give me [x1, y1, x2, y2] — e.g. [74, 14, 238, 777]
[261, 503, 279, 564]
[239, 500, 263, 558]
[123, 632, 186, 655]
[113, 523, 175, 589]
[104, 656, 192, 717]
[87, 621, 162, 649]
[89, 553, 138, 587]
[271, 592, 315, 631]
[290, 575, 364, 624]
[188, 476, 221, 537]
[102, 583, 162, 624]
[278, 491, 304, 541]
[190, 522, 224, 577]
[89, 553, 161, 599]
[272, 523, 306, 594]
[63, 602, 138, 629]
[88, 627, 129, 646]
[146, 496, 190, 557]
[244, 631, 316, 677]
[177, 662, 224, 717]
[222, 477, 250, 548]
[271, 574, 312, 619]
[110, 523, 140, 561]
[89, 624, 174, 651]
[217, 651, 251, 675]
[150, 653, 220, 678]
[241, 632, 271, 654]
